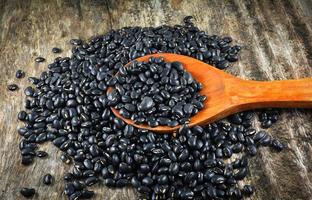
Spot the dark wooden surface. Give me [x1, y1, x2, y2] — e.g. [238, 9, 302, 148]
[0, 0, 311, 199]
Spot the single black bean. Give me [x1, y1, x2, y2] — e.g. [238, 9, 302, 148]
[35, 57, 45, 62]
[52, 47, 62, 53]
[7, 84, 19, 91]
[246, 145, 257, 156]
[43, 173, 53, 185]
[24, 86, 34, 97]
[20, 187, 35, 198]
[85, 176, 98, 186]
[16, 70, 25, 79]
[18, 111, 27, 121]
[243, 185, 254, 195]
[211, 175, 225, 184]
[271, 139, 284, 151]
[36, 151, 48, 158]
[21, 155, 33, 165]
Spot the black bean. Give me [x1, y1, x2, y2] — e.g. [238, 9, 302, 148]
[246, 145, 257, 156]
[168, 162, 179, 175]
[188, 136, 198, 148]
[253, 131, 267, 141]
[43, 173, 53, 185]
[21, 155, 33, 165]
[116, 179, 129, 187]
[142, 177, 153, 186]
[183, 104, 194, 114]
[258, 134, 271, 146]
[178, 149, 189, 161]
[85, 176, 98, 186]
[65, 183, 75, 196]
[232, 143, 243, 153]
[36, 133, 47, 143]
[72, 180, 85, 190]
[261, 120, 272, 128]
[119, 162, 131, 173]
[16, 69, 25, 79]
[52, 47, 62, 53]
[69, 191, 82, 200]
[21, 148, 36, 156]
[216, 60, 229, 69]
[168, 151, 177, 162]
[104, 178, 115, 187]
[138, 96, 155, 111]
[211, 175, 225, 184]
[18, 111, 27, 121]
[36, 151, 48, 158]
[158, 174, 169, 185]
[139, 164, 150, 174]
[20, 187, 35, 198]
[53, 136, 67, 147]
[223, 146, 233, 158]
[7, 84, 19, 91]
[35, 56, 45, 62]
[243, 185, 254, 195]
[271, 139, 284, 151]
[131, 176, 141, 188]
[70, 39, 82, 45]
[83, 159, 93, 169]
[27, 77, 39, 85]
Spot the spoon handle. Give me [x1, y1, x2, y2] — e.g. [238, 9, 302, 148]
[233, 78, 312, 109]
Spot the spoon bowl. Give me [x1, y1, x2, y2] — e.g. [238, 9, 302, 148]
[109, 53, 312, 133]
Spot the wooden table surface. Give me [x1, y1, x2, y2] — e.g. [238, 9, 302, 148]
[0, 0, 311, 199]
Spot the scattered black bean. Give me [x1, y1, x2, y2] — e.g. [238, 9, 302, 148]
[52, 47, 62, 53]
[7, 84, 18, 91]
[243, 185, 254, 195]
[36, 151, 48, 158]
[35, 57, 45, 63]
[271, 139, 284, 151]
[43, 173, 53, 185]
[21, 155, 33, 166]
[20, 187, 35, 198]
[16, 69, 25, 79]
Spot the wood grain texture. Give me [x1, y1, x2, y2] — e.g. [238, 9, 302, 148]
[0, 0, 311, 199]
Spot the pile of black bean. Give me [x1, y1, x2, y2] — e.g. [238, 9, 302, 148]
[109, 57, 206, 127]
[17, 16, 283, 200]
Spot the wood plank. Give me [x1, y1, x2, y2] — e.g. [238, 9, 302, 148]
[0, 0, 311, 199]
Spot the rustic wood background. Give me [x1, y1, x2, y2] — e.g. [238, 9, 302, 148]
[0, 0, 311, 199]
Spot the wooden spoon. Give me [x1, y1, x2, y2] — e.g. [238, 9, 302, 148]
[109, 53, 312, 133]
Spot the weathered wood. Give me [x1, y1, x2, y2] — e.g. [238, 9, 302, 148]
[0, 0, 311, 199]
